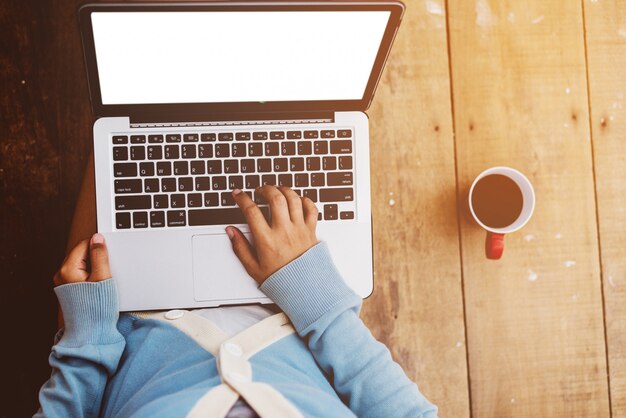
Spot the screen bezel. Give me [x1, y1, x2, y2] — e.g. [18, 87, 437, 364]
[79, 2, 404, 120]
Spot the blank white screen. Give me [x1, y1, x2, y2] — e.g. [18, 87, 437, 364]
[91, 11, 391, 105]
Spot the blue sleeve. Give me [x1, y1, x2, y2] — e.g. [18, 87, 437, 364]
[35, 279, 126, 418]
[261, 242, 438, 418]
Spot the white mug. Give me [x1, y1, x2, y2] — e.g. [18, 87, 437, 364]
[468, 166, 536, 259]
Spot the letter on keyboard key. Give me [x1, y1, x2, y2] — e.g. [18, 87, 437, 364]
[320, 188, 354, 202]
[330, 140, 352, 154]
[327, 172, 353, 186]
[167, 210, 186, 227]
[188, 207, 270, 226]
[150, 211, 165, 227]
[115, 179, 142, 194]
[221, 192, 236, 206]
[115, 195, 152, 210]
[133, 212, 148, 228]
[116, 212, 131, 229]
[114, 163, 137, 177]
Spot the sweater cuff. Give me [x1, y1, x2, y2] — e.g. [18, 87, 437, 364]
[54, 279, 121, 347]
[260, 241, 359, 333]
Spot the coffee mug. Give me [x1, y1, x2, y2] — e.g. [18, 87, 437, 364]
[468, 167, 535, 259]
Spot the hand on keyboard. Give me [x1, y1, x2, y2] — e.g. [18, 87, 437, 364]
[226, 186, 318, 284]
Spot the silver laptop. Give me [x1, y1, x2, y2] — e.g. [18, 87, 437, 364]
[79, 1, 404, 311]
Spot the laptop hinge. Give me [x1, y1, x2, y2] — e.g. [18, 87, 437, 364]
[129, 111, 334, 128]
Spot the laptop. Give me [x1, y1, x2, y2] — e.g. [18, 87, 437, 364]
[79, 1, 404, 311]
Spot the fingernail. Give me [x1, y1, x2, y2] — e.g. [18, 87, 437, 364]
[232, 189, 242, 195]
[225, 227, 235, 239]
[91, 233, 105, 245]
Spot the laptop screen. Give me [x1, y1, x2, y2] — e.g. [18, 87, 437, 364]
[91, 11, 391, 105]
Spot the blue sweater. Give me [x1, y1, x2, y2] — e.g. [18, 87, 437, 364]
[36, 242, 437, 417]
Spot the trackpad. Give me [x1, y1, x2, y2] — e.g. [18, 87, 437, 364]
[192, 233, 266, 302]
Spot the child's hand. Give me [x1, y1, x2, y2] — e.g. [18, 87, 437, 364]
[227, 186, 319, 284]
[53, 233, 112, 286]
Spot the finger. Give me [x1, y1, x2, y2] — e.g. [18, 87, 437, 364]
[58, 239, 90, 283]
[226, 226, 262, 282]
[257, 185, 290, 226]
[278, 186, 304, 223]
[301, 197, 319, 231]
[88, 233, 112, 282]
[232, 189, 271, 238]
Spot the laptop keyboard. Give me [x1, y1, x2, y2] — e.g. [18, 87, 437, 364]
[111, 128, 356, 229]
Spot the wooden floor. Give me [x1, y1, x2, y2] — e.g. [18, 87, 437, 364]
[2, 0, 626, 416]
[361, 0, 626, 416]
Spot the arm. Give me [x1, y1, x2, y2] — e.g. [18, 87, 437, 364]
[35, 235, 125, 418]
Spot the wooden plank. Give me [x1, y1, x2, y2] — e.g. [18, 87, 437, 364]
[362, 1, 470, 417]
[584, 0, 626, 415]
[446, 0, 610, 416]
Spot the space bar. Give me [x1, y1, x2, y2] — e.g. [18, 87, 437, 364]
[188, 207, 270, 226]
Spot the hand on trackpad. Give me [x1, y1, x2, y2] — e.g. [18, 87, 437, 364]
[192, 233, 265, 302]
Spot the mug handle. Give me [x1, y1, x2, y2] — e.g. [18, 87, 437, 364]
[486, 232, 505, 260]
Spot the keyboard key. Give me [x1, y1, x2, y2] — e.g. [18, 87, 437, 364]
[113, 135, 128, 144]
[320, 188, 354, 202]
[148, 135, 164, 143]
[304, 130, 318, 139]
[115, 179, 141, 194]
[167, 210, 186, 227]
[195, 177, 211, 191]
[166, 134, 181, 143]
[293, 189, 302, 196]
[133, 212, 148, 228]
[281, 142, 296, 155]
[153, 195, 168, 209]
[338, 129, 352, 138]
[116, 212, 131, 229]
[330, 140, 352, 154]
[130, 135, 146, 144]
[261, 174, 277, 186]
[323, 156, 337, 171]
[182, 144, 197, 159]
[311, 172, 325, 187]
[314, 141, 328, 155]
[229, 175, 243, 190]
[328, 172, 353, 186]
[130, 146, 145, 161]
[150, 211, 165, 227]
[297, 141, 312, 155]
[188, 207, 270, 226]
[249, 143, 263, 156]
[116, 195, 151, 210]
[218, 132, 234, 141]
[287, 131, 302, 139]
[207, 160, 222, 174]
[265, 142, 279, 156]
[295, 173, 309, 187]
[165, 145, 179, 159]
[139, 162, 154, 176]
[278, 174, 292, 187]
[156, 161, 171, 176]
[290, 157, 304, 171]
[321, 130, 335, 138]
[254, 191, 264, 204]
[224, 159, 239, 174]
[161, 178, 176, 192]
[245, 175, 260, 189]
[183, 133, 199, 142]
[178, 177, 193, 192]
[174, 161, 188, 175]
[201, 133, 216, 142]
[190, 160, 205, 175]
[306, 157, 321, 171]
[270, 131, 285, 140]
[215, 144, 230, 158]
[113, 147, 128, 161]
[253, 132, 268, 140]
[204, 192, 219, 207]
[144, 178, 159, 193]
[187, 193, 202, 207]
[340, 211, 355, 220]
[257, 158, 272, 172]
[240, 159, 255, 173]
[114, 163, 137, 177]
[198, 144, 213, 158]
[170, 194, 185, 208]
[303, 189, 318, 202]
[324, 204, 338, 220]
[273, 158, 288, 172]
[232, 143, 246, 157]
[221, 192, 236, 206]
[339, 156, 353, 170]
[147, 145, 162, 160]
[236, 132, 251, 141]
[212, 176, 227, 190]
